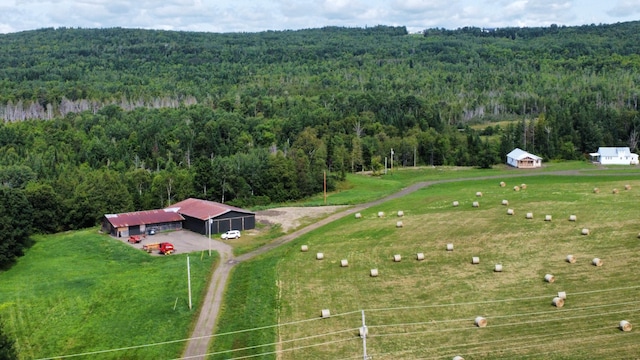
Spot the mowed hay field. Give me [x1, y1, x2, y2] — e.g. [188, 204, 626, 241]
[272, 175, 640, 359]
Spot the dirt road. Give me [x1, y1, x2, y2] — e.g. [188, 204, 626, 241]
[181, 169, 587, 359]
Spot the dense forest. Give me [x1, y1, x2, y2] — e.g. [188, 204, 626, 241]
[1, 22, 640, 265]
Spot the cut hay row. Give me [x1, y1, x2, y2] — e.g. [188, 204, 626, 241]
[279, 178, 640, 359]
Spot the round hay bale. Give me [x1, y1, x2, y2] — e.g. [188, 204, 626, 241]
[393, 254, 401, 262]
[502, 199, 509, 206]
[316, 252, 324, 260]
[472, 201, 480, 208]
[370, 268, 379, 277]
[581, 228, 590, 235]
[521, 183, 527, 189]
[544, 274, 555, 283]
[396, 221, 404, 228]
[397, 210, 404, 217]
[569, 215, 577, 222]
[592, 257, 603, 266]
[566, 254, 576, 263]
[613, 188, 619, 194]
[474, 316, 487, 328]
[494, 264, 503, 272]
[514, 185, 521, 192]
[558, 291, 567, 300]
[416, 253, 425, 261]
[321, 309, 331, 318]
[378, 211, 385, 218]
[507, 208, 515, 215]
[355, 213, 362, 219]
[301, 245, 309, 252]
[625, 184, 631, 190]
[593, 187, 600, 193]
[545, 215, 552, 221]
[446, 243, 454, 251]
[476, 191, 483, 197]
[552, 297, 565, 308]
[637, 232, 640, 239]
[500, 181, 506, 187]
[526, 212, 533, 219]
[452, 201, 460, 207]
[620, 320, 632, 332]
[340, 259, 348, 267]
[453, 356, 465, 360]
[472, 256, 480, 264]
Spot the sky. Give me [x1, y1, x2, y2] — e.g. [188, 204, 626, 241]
[1, 0, 639, 34]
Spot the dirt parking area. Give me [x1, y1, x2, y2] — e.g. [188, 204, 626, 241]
[116, 230, 226, 256]
[255, 206, 348, 232]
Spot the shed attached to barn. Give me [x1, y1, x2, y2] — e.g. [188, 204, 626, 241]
[169, 198, 255, 236]
[506, 148, 542, 168]
[102, 209, 185, 238]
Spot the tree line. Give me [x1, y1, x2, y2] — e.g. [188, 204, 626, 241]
[0, 23, 639, 268]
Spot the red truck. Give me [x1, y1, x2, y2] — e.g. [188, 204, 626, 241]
[143, 242, 175, 255]
[128, 235, 143, 243]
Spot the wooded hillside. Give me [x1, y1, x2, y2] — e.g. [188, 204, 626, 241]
[0, 23, 639, 258]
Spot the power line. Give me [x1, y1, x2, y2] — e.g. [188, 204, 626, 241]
[196, 337, 359, 360]
[34, 285, 640, 359]
[178, 327, 358, 360]
[367, 325, 627, 359]
[361, 285, 640, 314]
[34, 309, 360, 360]
[366, 300, 640, 331]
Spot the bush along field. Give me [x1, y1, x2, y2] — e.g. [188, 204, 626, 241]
[215, 174, 640, 359]
[0, 229, 217, 360]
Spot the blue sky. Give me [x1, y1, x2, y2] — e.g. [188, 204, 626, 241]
[1, 0, 639, 34]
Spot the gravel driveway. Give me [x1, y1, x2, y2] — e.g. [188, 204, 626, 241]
[115, 229, 231, 256]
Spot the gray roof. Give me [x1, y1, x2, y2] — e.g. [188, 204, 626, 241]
[596, 147, 632, 157]
[506, 148, 542, 161]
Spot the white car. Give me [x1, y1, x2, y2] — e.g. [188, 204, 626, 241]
[221, 230, 241, 240]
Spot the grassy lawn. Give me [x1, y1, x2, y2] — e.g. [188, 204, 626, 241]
[0, 229, 216, 360]
[214, 173, 640, 359]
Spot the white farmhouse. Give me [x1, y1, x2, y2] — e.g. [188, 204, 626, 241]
[590, 147, 639, 165]
[506, 148, 542, 168]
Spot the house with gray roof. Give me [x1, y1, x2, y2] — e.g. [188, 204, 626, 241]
[506, 148, 542, 168]
[589, 147, 638, 165]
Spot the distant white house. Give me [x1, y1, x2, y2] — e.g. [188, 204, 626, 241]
[589, 147, 639, 165]
[506, 148, 542, 168]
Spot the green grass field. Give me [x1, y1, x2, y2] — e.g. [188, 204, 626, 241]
[0, 230, 216, 360]
[212, 172, 640, 359]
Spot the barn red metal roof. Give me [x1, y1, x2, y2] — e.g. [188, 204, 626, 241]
[168, 198, 254, 221]
[105, 209, 184, 228]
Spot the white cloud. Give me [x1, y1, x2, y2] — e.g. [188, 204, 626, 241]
[607, 0, 640, 17]
[0, 0, 637, 34]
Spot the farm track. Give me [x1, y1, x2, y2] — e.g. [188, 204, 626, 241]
[180, 169, 595, 359]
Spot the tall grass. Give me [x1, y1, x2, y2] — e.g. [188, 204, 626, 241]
[0, 229, 216, 359]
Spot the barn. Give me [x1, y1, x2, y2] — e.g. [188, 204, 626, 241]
[168, 198, 256, 236]
[102, 209, 184, 237]
[506, 148, 542, 168]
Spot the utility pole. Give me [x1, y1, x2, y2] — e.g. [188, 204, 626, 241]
[414, 146, 417, 167]
[390, 148, 394, 172]
[323, 170, 327, 205]
[361, 310, 368, 360]
[187, 256, 192, 310]
[384, 157, 387, 174]
[208, 217, 212, 256]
